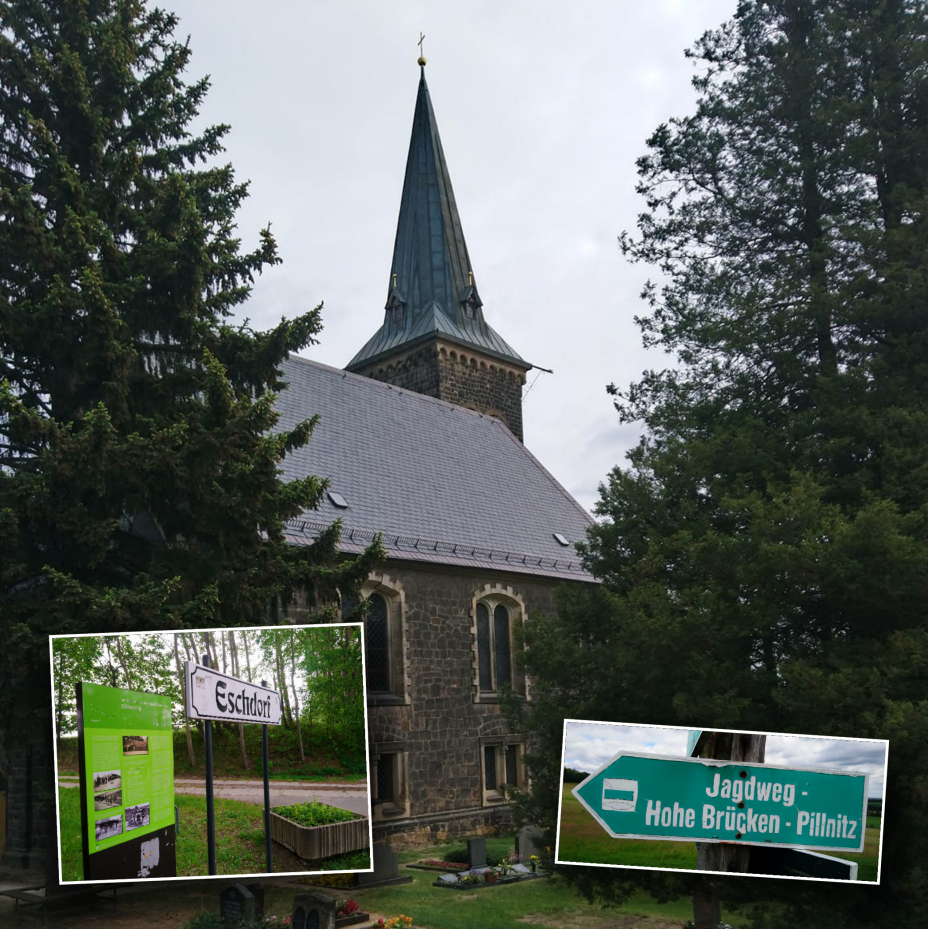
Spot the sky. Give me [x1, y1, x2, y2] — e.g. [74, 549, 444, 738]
[562, 721, 889, 799]
[166, 0, 737, 514]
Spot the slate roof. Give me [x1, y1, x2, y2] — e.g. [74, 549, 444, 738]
[346, 67, 529, 372]
[276, 355, 594, 582]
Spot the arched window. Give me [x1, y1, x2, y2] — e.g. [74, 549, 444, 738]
[476, 602, 512, 693]
[342, 574, 407, 706]
[366, 593, 390, 692]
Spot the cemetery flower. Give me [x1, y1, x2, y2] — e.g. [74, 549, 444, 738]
[336, 899, 359, 917]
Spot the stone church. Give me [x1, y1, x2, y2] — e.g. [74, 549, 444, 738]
[0, 60, 594, 872]
[277, 60, 595, 846]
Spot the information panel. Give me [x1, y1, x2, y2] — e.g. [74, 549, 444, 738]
[77, 681, 176, 880]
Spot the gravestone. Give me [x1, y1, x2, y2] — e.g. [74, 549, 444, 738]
[291, 892, 336, 929]
[356, 842, 399, 886]
[516, 826, 545, 863]
[467, 837, 487, 869]
[246, 883, 265, 918]
[220, 884, 255, 924]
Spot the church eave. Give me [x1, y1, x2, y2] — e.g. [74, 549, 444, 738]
[345, 329, 532, 374]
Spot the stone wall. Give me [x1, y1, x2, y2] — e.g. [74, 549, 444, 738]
[288, 561, 560, 846]
[358, 341, 527, 441]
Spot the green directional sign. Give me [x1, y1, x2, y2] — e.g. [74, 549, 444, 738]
[573, 752, 867, 852]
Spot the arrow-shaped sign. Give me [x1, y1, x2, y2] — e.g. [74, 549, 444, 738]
[573, 752, 867, 853]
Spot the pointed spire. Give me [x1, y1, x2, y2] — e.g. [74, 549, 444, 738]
[347, 63, 526, 371]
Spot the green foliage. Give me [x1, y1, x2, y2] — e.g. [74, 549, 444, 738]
[0, 0, 382, 745]
[509, 2, 928, 927]
[274, 800, 358, 827]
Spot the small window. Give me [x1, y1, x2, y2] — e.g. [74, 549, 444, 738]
[481, 742, 524, 804]
[373, 747, 409, 821]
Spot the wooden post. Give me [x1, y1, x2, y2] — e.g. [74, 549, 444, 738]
[691, 731, 767, 925]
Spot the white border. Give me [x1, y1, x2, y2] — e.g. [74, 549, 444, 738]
[49, 622, 374, 885]
[556, 719, 888, 885]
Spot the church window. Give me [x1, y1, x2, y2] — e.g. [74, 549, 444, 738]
[476, 602, 512, 691]
[342, 575, 407, 706]
[373, 744, 409, 821]
[473, 587, 525, 701]
[481, 741, 524, 804]
[366, 593, 390, 692]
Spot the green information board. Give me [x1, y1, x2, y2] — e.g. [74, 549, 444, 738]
[77, 681, 175, 879]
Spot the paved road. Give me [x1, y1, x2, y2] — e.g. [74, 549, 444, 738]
[59, 777, 369, 817]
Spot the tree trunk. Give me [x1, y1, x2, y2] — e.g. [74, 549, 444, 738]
[173, 634, 196, 767]
[289, 636, 305, 762]
[229, 631, 249, 771]
[113, 636, 134, 689]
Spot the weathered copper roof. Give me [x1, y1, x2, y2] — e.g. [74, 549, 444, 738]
[346, 67, 528, 371]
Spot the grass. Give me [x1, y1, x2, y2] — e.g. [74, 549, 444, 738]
[303, 836, 700, 929]
[56, 725, 368, 783]
[559, 785, 881, 882]
[57, 786, 370, 881]
[274, 800, 358, 827]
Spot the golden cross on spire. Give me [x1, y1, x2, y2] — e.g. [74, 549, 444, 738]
[417, 32, 427, 67]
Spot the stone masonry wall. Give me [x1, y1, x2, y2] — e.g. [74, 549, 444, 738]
[359, 342, 526, 441]
[289, 561, 561, 846]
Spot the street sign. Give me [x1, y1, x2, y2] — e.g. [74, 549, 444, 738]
[573, 752, 867, 853]
[184, 662, 282, 726]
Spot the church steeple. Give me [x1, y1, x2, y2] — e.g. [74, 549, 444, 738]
[346, 58, 530, 440]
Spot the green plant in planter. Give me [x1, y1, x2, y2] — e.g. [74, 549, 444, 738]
[274, 801, 357, 827]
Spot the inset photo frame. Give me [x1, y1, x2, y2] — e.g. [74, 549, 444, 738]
[557, 720, 887, 884]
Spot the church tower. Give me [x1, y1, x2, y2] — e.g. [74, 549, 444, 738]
[346, 58, 531, 441]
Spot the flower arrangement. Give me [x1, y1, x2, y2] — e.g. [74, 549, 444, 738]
[377, 916, 413, 928]
[336, 899, 359, 918]
[421, 858, 468, 869]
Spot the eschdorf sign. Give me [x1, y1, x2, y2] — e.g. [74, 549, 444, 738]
[184, 662, 282, 726]
[573, 752, 867, 853]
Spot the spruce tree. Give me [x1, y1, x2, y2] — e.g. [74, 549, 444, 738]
[510, 2, 927, 926]
[0, 0, 379, 750]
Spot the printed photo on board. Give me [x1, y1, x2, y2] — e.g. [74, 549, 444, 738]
[122, 735, 149, 756]
[94, 815, 123, 842]
[93, 789, 122, 812]
[93, 770, 121, 791]
[125, 802, 151, 831]
[557, 720, 887, 884]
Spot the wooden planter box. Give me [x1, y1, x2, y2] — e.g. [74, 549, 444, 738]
[270, 810, 369, 861]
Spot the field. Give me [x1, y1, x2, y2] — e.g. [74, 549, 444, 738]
[57, 786, 370, 881]
[558, 784, 881, 882]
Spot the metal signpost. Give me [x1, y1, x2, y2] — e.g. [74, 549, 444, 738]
[184, 660, 282, 874]
[573, 752, 868, 853]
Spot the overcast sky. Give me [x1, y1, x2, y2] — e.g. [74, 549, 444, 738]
[166, 0, 737, 514]
[563, 721, 888, 799]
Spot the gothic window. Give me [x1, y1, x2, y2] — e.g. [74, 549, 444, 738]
[481, 741, 524, 804]
[476, 602, 511, 692]
[342, 576, 407, 706]
[366, 593, 390, 692]
[473, 587, 525, 702]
